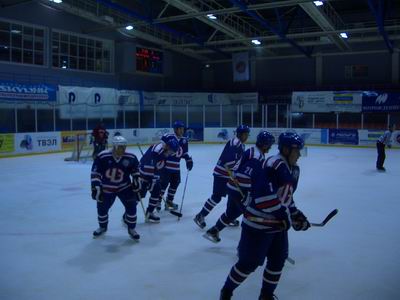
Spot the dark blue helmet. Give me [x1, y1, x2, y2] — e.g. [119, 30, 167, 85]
[278, 132, 304, 151]
[236, 125, 250, 137]
[173, 120, 185, 129]
[256, 131, 275, 148]
[164, 136, 180, 153]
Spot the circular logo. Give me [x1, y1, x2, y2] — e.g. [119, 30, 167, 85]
[122, 159, 130, 167]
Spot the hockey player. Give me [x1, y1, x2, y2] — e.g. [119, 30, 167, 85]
[139, 135, 180, 223]
[193, 125, 250, 229]
[90, 135, 141, 241]
[203, 131, 275, 243]
[91, 122, 109, 159]
[219, 132, 310, 300]
[376, 123, 396, 171]
[159, 121, 193, 211]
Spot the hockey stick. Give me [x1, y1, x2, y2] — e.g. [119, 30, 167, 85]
[309, 209, 338, 227]
[170, 171, 189, 220]
[225, 167, 245, 198]
[247, 209, 339, 228]
[136, 192, 146, 216]
[137, 143, 144, 155]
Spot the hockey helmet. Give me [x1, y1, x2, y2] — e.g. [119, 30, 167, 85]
[112, 135, 128, 147]
[256, 131, 275, 148]
[173, 120, 185, 129]
[278, 132, 304, 152]
[236, 125, 250, 137]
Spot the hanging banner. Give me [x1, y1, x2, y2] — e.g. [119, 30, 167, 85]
[362, 92, 400, 112]
[116, 90, 141, 111]
[0, 81, 57, 102]
[142, 92, 258, 106]
[292, 91, 362, 113]
[58, 86, 117, 119]
[232, 52, 249, 82]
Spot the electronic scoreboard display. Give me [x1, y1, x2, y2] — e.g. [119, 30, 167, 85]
[136, 47, 163, 74]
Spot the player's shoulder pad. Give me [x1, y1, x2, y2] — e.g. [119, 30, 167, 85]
[153, 142, 164, 154]
[97, 149, 112, 158]
[230, 137, 242, 147]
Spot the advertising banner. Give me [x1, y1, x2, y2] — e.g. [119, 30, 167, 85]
[14, 132, 61, 154]
[58, 86, 117, 119]
[329, 129, 359, 145]
[0, 134, 15, 153]
[292, 91, 362, 113]
[362, 92, 400, 112]
[0, 81, 57, 102]
[61, 131, 89, 150]
[142, 92, 258, 106]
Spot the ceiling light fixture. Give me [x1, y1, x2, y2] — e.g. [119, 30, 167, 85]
[340, 32, 348, 39]
[125, 25, 134, 30]
[251, 39, 261, 45]
[207, 14, 217, 20]
[313, 1, 324, 6]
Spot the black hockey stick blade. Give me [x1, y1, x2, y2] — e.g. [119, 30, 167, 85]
[286, 256, 295, 265]
[311, 209, 338, 227]
[169, 210, 183, 218]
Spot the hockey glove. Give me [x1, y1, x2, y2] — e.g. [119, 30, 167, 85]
[91, 185, 103, 203]
[291, 210, 310, 231]
[131, 176, 141, 193]
[274, 207, 291, 231]
[185, 157, 193, 171]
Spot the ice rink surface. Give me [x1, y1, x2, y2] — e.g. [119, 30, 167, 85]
[0, 144, 399, 300]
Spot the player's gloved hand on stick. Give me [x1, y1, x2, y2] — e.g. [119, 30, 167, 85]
[131, 176, 141, 193]
[275, 207, 291, 231]
[91, 185, 103, 203]
[186, 158, 193, 171]
[291, 209, 310, 231]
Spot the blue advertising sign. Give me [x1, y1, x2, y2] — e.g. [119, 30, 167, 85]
[0, 81, 57, 102]
[362, 92, 400, 112]
[329, 129, 359, 145]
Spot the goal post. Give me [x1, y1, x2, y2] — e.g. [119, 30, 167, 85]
[64, 133, 93, 162]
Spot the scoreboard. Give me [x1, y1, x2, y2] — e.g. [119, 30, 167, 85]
[136, 47, 163, 74]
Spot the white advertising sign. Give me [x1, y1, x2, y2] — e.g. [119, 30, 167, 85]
[292, 91, 362, 113]
[14, 132, 61, 154]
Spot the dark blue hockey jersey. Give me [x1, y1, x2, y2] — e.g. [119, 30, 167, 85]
[139, 142, 167, 178]
[227, 146, 265, 196]
[91, 150, 140, 194]
[213, 137, 245, 178]
[265, 154, 300, 214]
[242, 154, 300, 232]
[162, 133, 190, 172]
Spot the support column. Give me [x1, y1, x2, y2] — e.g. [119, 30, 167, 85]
[316, 52, 323, 86]
[392, 48, 399, 84]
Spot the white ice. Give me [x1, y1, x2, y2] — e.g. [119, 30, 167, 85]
[0, 144, 399, 300]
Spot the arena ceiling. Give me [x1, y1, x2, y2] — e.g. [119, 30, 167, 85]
[9, 0, 400, 62]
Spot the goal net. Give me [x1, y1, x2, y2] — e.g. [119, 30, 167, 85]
[64, 133, 93, 162]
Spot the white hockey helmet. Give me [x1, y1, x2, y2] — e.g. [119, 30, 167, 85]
[112, 135, 127, 147]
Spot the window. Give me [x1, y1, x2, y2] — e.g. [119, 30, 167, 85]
[0, 19, 45, 66]
[51, 30, 113, 73]
[136, 47, 163, 74]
